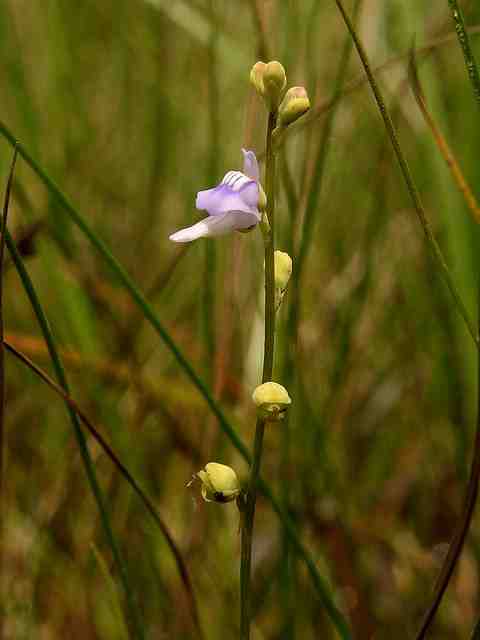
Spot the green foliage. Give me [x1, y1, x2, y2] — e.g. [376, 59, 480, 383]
[1, 1, 480, 638]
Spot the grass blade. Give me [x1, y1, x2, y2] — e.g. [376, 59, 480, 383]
[3, 337, 204, 639]
[409, 47, 480, 224]
[4, 225, 145, 639]
[0, 147, 17, 635]
[413, 4, 480, 637]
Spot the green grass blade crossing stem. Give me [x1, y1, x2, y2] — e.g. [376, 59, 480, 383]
[4, 225, 145, 640]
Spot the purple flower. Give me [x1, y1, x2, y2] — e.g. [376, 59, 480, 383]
[169, 149, 262, 243]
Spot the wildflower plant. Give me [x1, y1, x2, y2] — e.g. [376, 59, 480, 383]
[2, 3, 480, 637]
[175, 59, 309, 639]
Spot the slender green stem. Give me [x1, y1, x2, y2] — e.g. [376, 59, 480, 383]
[263, 111, 277, 378]
[203, 0, 219, 382]
[4, 228, 145, 640]
[297, 0, 362, 284]
[280, 7, 361, 630]
[334, 0, 477, 348]
[0, 119, 351, 639]
[0, 148, 17, 635]
[448, 1, 480, 104]
[240, 111, 277, 640]
[414, 272, 480, 640]
[413, 5, 480, 638]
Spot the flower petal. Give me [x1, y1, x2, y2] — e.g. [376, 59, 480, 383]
[169, 211, 259, 243]
[196, 178, 259, 216]
[242, 149, 260, 181]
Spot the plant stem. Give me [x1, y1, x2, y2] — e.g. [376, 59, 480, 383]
[414, 272, 480, 640]
[3, 338, 204, 640]
[448, 1, 480, 104]
[0, 148, 17, 636]
[240, 110, 277, 640]
[413, 4, 480, 638]
[5, 228, 145, 640]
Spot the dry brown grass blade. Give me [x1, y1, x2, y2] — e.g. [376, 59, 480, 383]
[409, 47, 480, 224]
[3, 338, 204, 639]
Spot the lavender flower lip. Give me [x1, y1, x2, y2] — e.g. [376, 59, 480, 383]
[169, 149, 262, 243]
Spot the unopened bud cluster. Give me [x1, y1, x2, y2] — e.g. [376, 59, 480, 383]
[250, 60, 310, 127]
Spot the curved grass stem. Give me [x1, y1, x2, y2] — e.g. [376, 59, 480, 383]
[413, 3, 480, 637]
[3, 338, 204, 640]
[0, 147, 17, 634]
[4, 227, 145, 640]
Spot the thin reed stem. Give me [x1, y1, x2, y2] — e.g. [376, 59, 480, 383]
[0, 148, 17, 635]
[240, 110, 277, 640]
[448, 1, 480, 104]
[4, 227, 145, 639]
[414, 272, 480, 639]
[413, 4, 480, 637]
[3, 338, 204, 640]
[297, 0, 362, 283]
[279, 6, 361, 632]
[203, 0, 219, 382]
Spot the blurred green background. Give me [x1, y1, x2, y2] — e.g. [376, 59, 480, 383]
[1, 0, 480, 638]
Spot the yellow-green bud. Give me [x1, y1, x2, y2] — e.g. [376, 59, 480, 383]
[278, 86, 310, 127]
[257, 183, 267, 211]
[263, 61, 287, 110]
[250, 61, 266, 96]
[252, 381, 291, 420]
[274, 250, 292, 290]
[196, 463, 241, 503]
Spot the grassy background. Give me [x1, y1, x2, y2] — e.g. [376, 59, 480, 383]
[1, 0, 480, 638]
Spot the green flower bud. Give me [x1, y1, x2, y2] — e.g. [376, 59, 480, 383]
[250, 61, 266, 96]
[257, 183, 267, 211]
[278, 86, 310, 127]
[274, 250, 292, 290]
[252, 381, 291, 420]
[262, 61, 287, 110]
[196, 463, 241, 503]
